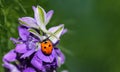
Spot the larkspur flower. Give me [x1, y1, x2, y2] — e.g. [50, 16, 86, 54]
[3, 5, 67, 72]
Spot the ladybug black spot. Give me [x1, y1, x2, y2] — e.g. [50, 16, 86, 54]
[49, 45, 51, 47]
[44, 41, 47, 44]
[44, 46, 46, 49]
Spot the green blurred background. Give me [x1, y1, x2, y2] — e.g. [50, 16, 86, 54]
[0, 0, 120, 72]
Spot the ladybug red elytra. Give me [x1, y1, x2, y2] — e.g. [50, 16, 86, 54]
[41, 40, 53, 55]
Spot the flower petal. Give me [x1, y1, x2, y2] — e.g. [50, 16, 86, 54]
[27, 40, 36, 50]
[31, 55, 45, 71]
[36, 49, 56, 63]
[3, 50, 16, 62]
[15, 43, 27, 53]
[45, 10, 54, 25]
[23, 67, 36, 72]
[3, 61, 20, 72]
[35, 6, 46, 27]
[54, 48, 65, 65]
[19, 17, 38, 29]
[18, 26, 30, 41]
[10, 38, 21, 44]
[20, 49, 35, 58]
[33, 6, 59, 38]
[62, 29, 67, 35]
[28, 28, 43, 40]
[48, 24, 64, 44]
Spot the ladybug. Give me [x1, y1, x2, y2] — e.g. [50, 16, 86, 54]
[41, 39, 53, 55]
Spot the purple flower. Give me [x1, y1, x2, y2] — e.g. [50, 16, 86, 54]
[19, 6, 66, 40]
[3, 5, 67, 72]
[12, 26, 39, 58]
[23, 67, 36, 72]
[19, 6, 54, 33]
[31, 48, 65, 71]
